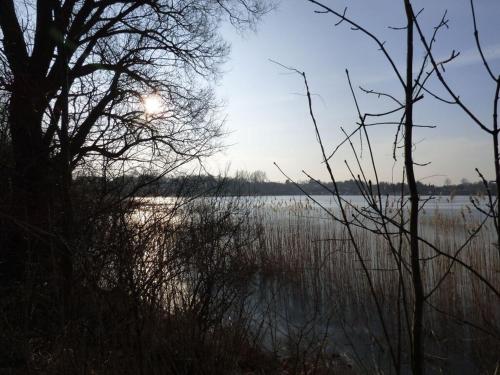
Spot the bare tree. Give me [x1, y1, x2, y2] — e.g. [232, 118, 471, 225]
[0, 0, 271, 285]
[272, 1, 499, 373]
[0, 2, 276, 371]
[409, 0, 500, 258]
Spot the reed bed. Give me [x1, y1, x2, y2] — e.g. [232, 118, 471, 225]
[240, 196, 500, 373]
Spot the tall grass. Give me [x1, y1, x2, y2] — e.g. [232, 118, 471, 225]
[244, 196, 500, 374]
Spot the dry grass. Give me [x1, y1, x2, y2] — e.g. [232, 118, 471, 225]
[242, 196, 500, 374]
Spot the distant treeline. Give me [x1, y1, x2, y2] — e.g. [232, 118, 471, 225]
[74, 173, 494, 197]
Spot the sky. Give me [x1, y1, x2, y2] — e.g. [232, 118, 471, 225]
[207, 0, 500, 185]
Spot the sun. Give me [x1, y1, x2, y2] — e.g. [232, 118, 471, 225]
[142, 94, 163, 115]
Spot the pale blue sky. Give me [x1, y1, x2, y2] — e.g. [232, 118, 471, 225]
[209, 0, 500, 184]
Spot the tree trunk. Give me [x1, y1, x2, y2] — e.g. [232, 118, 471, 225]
[403, 2, 425, 374]
[1, 76, 54, 285]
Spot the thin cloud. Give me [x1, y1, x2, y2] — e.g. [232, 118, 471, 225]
[364, 43, 500, 85]
[444, 43, 500, 69]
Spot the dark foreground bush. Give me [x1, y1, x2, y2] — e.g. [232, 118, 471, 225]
[0, 194, 283, 374]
